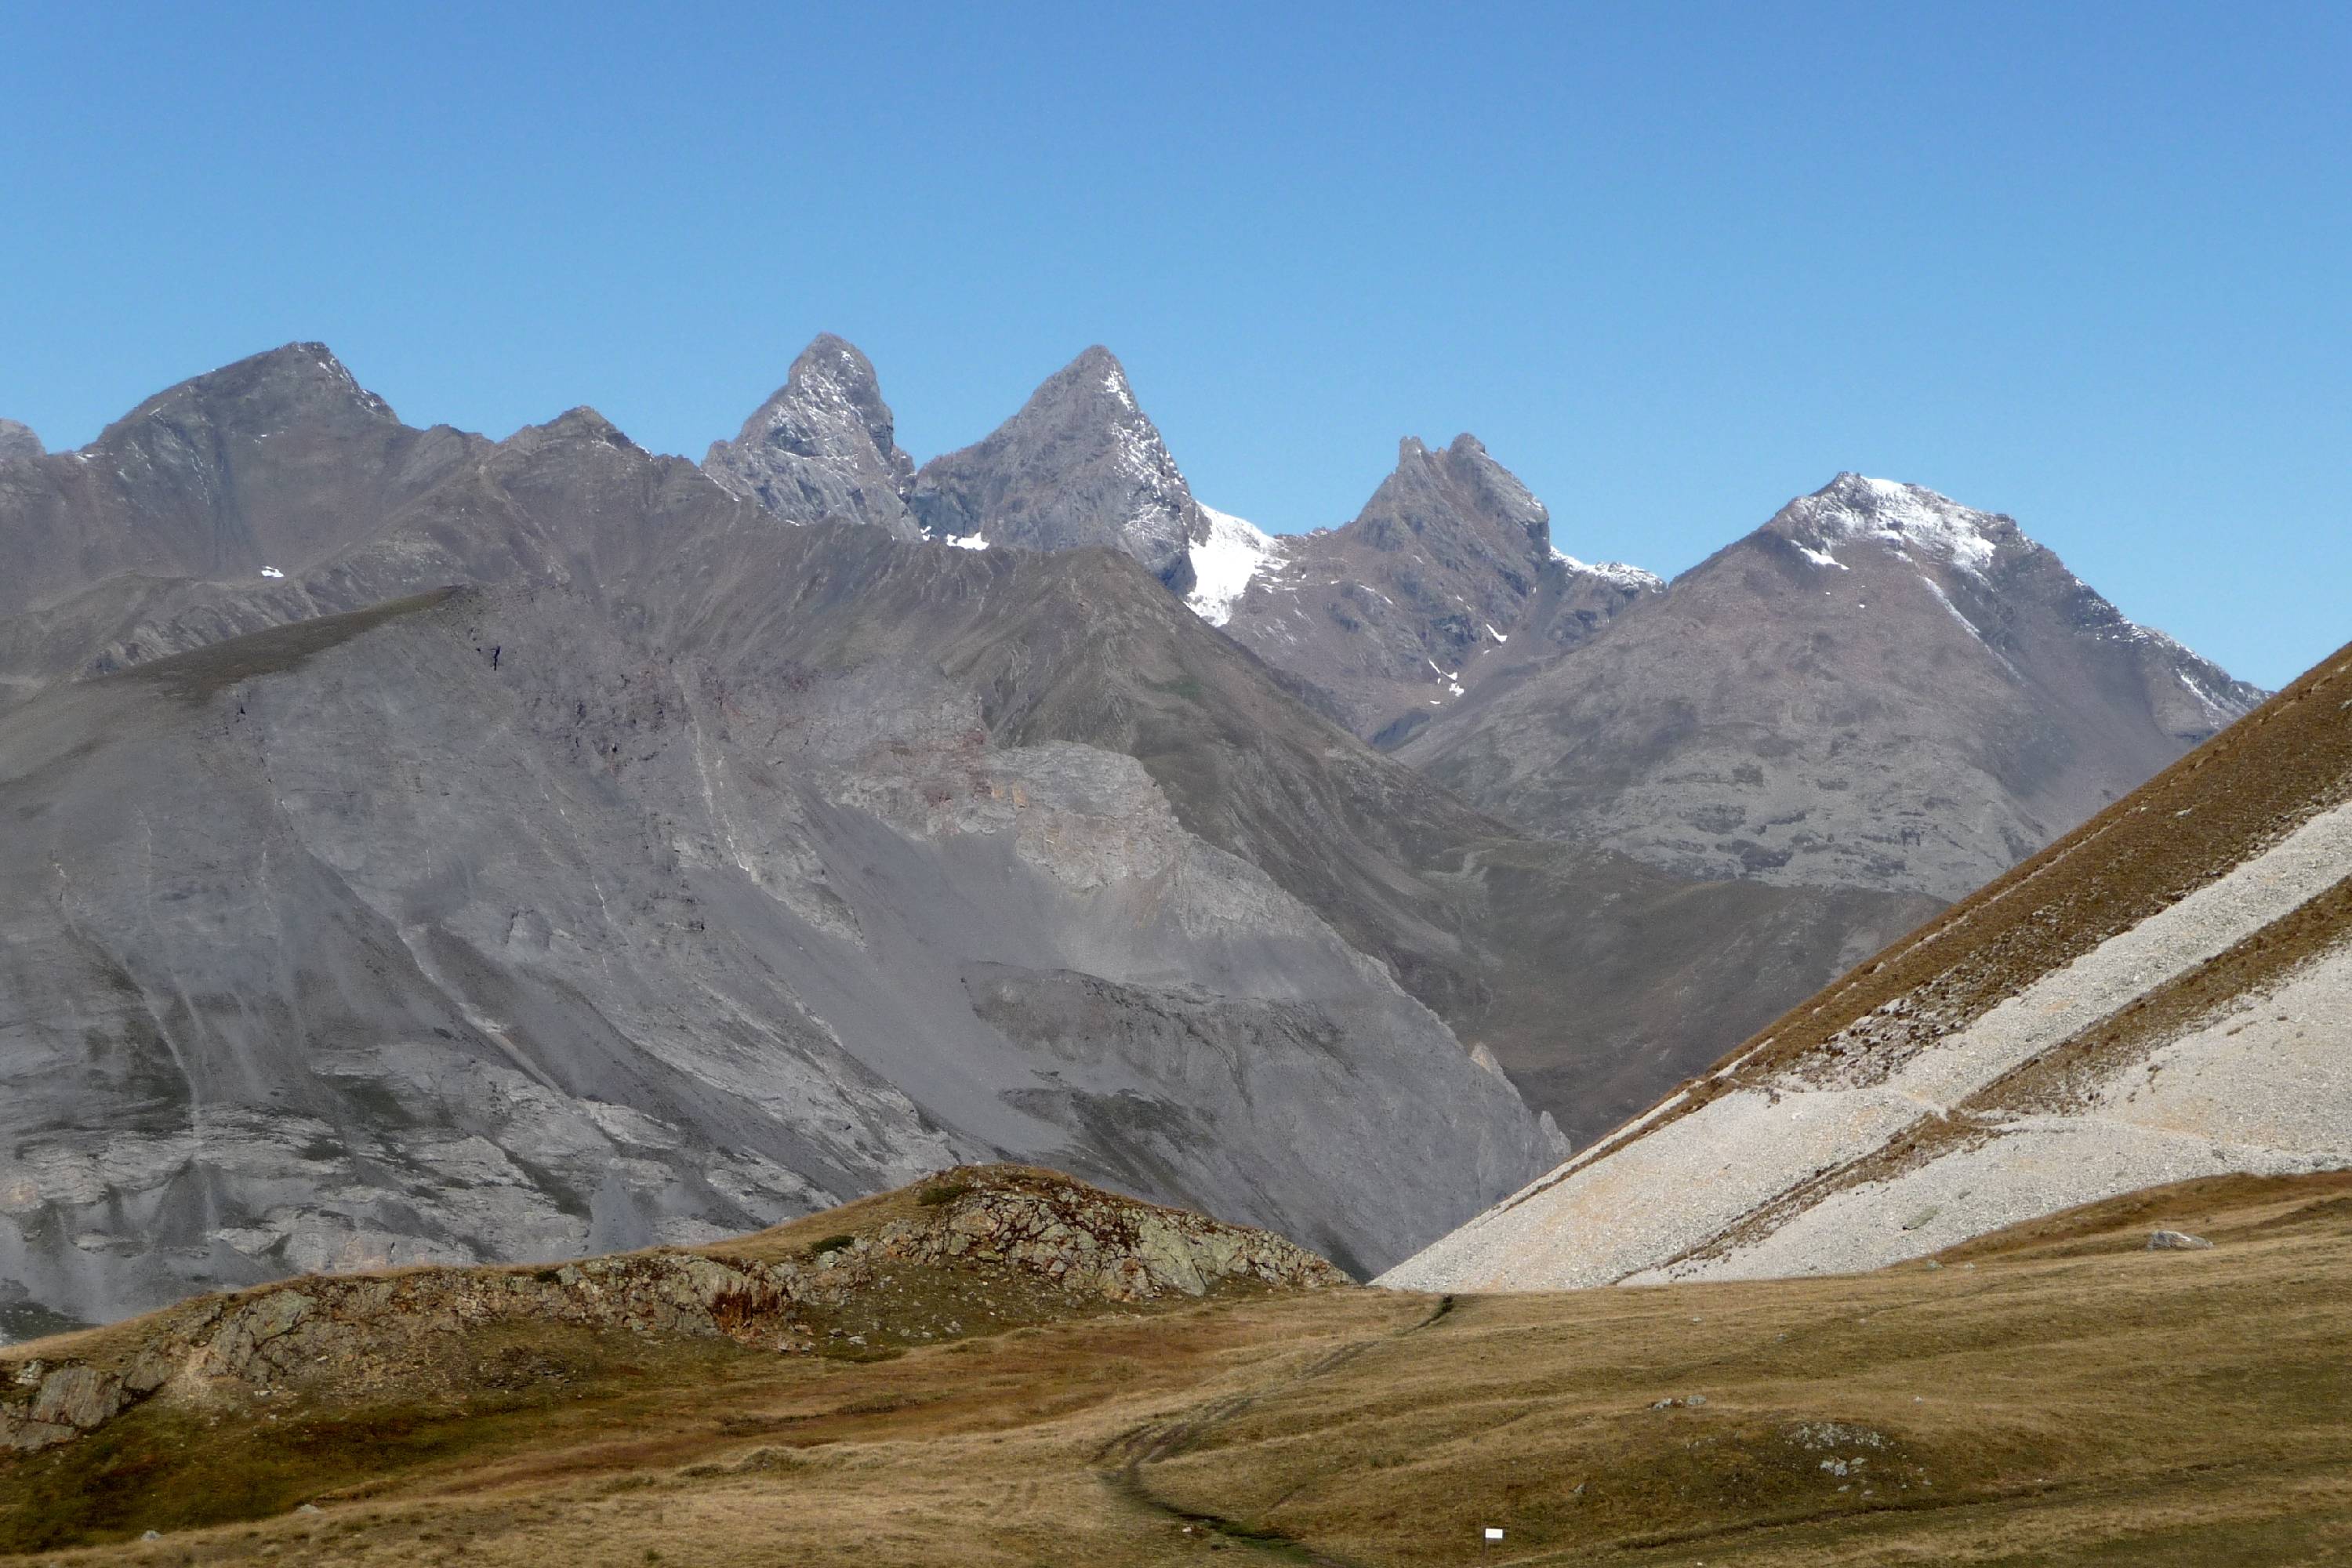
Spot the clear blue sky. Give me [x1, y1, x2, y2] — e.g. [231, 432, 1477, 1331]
[2, 2, 2343, 686]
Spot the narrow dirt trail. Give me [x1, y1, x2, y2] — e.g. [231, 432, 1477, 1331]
[1098, 1294, 1460, 1564]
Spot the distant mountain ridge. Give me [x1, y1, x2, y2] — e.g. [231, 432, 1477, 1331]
[1399, 472, 2266, 899]
[0, 402, 1572, 1326]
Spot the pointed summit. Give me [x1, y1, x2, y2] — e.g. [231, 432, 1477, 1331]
[96, 343, 401, 450]
[0, 420, 43, 462]
[910, 346, 1204, 590]
[702, 335, 919, 540]
[1348, 432, 1552, 575]
[1203, 434, 1655, 742]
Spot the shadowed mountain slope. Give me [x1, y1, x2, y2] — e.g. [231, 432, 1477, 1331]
[1385, 635, 2352, 1291]
[0, 556, 1560, 1327]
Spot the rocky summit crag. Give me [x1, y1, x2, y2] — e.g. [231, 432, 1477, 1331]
[1206, 432, 1662, 741]
[908, 346, 1207, 590]
[702, 333, 920, 539]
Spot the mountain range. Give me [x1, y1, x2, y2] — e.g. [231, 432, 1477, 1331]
[0, 337, 2267, 1332]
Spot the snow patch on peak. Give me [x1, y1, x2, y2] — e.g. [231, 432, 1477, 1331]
[1552, 548, 1664, 592]
[1185, 506, 1283, 626]
[1791, 474, 2002, 579]
[944, 533, 989, 550]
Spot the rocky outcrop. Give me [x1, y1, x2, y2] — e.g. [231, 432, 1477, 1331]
[702, 335, 921, 539]
[910, 347, 1206, 590]
[0, 421, 40, 463]
[0, 1167, 1341, 1452]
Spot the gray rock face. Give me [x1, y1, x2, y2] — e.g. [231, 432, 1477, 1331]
[0, 350, 1951, 1264]
[0, 421, 41, 463]
[910, 347, 1205, 591]
[702, 335, 920, 539]
[1401, 474, 2264, 899]
[1209, 434, 1661, 739]
[0, 408, 1573, 1327]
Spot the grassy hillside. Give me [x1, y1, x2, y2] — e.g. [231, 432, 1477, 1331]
[5, 1171, 2348, 1564]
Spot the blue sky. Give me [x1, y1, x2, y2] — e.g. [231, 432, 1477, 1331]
[2, 2, 2343, 687]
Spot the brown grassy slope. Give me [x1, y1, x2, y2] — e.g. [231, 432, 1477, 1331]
[5, 1173, 2350, 1566]
[1561, 635, 2352, 1171]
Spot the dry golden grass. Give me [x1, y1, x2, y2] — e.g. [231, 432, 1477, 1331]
[7, 1173, 2350, 1566]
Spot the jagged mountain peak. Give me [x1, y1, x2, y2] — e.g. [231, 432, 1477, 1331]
[702, 334, 918, 539]
[1351, 430, 1551, 568]
[909, 346, 1203, 588]
[739, 335, 896, 448]
[0, 419, 42, 462]
[1038, 343, 1134, 405]
[1206, 432, 1663, 742]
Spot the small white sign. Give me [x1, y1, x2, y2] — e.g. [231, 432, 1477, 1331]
[1483, 1526, 1505, 1542]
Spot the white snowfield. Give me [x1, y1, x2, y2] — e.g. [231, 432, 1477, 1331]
[1379, 795, 2352, 1293]
[1184, 506, 1285, 626]
[1550, 546, 1664, 591]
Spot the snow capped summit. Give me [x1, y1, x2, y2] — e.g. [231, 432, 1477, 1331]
[1551, 547, 1663, 593]
[1770, 473, 2005, 579]
[1400, 471, 2269, 904]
